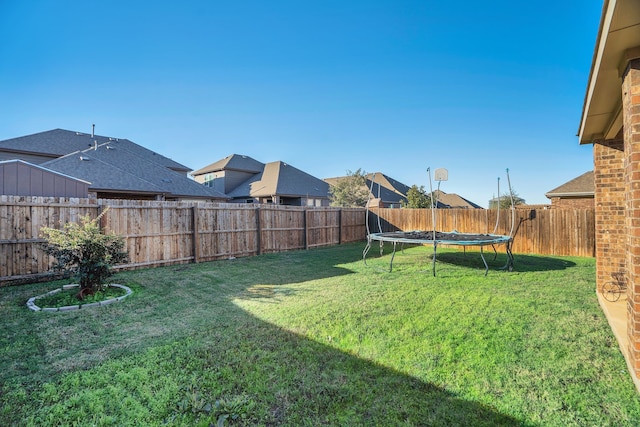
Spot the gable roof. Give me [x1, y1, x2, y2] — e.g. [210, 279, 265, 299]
[228, 161, 329, 198]
[545, 171, 594, 198]
[191, 154, 264, 176]
[42, 141, 227, 200]
[431, 190, 483, 209]
[0, 129, 191, 173]
[366, 172, 411, 201]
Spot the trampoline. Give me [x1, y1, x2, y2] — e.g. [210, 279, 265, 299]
[363, 168, 515, 276]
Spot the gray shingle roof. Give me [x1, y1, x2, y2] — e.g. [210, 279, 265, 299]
[0, 129, 191, 172]
[366, 173, 411, 198]
[545, 171, 594, 198]
[42, 141, 227, 200]
[228, 161, 329, 198]
[432, 190, 482, 209]
[191, 154, 264, 176]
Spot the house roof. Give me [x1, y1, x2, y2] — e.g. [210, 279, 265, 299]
[578, 0, 640, 144]
[42, 141, 227, 200]
[432, 190, 483, 209]
[191, 154, 264, 176]
[227, 161, 329, 198]
[367, 172, 411, 200]
[0, 128, 191, 172]
[324, 172, 411, 205]
[545, 171, 594, 198]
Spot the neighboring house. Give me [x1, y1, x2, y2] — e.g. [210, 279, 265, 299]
[432, 189, 482, 209]
[577, 0, 640, 390]
[324, 173, 482, 209]
[191, 154, 264, 193]
[324, 172, 410, 208]
[365, 172, 410, 208]
[545, 171, 594, 209]
[0, 159, 90, 198]
[0, 129, 227, 201]
[0, 128, 191, 175]
[192, 154, 330, 206]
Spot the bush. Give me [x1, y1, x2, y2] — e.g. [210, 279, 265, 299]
[40, 210, 129, 297]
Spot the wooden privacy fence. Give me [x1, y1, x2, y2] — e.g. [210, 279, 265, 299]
[368, 207, 596, 258]
[0, 196, 366, 284]
[0, 195, 596, 285]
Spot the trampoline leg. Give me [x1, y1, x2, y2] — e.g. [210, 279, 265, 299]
[389, 241, 398, 272]
[499, 241, 514, 272]
[480, 246, 489, 276]
[432, 242, 437, 277]
[363, 239, 372, 266]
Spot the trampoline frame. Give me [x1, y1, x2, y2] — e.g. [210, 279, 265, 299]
[363, 168, 515, 276]
[363, 230, 513, 275]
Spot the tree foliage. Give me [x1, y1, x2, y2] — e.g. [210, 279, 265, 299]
[402, 185, 432, 208]
[329, 169, 370, 207]
[40, 210, 129, 296]
[491, 189, 526, 209]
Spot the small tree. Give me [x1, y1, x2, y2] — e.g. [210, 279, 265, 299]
[491, 189, 526, 209]
[401, 185, 432, 208]
[329, 169, 370, 207]
[40, 210, 129, 298]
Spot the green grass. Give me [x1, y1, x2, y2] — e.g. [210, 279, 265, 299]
[1, 243, 638, 426]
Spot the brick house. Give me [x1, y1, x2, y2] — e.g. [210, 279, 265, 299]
[544, 171, 595, 209]
[578, 0, 640, 390]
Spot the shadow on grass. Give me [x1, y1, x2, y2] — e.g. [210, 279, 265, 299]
[435, 250, 576, 273]
[367, 244, 577, 274]
[0, 243, 524, 426]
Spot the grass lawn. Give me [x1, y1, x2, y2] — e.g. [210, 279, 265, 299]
[1, 242, 639, 426]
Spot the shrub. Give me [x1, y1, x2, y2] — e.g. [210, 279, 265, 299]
[40, 210, 129, 297]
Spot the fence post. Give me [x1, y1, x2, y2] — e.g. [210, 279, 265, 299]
[303, 209, 308, 250]
[97, 202, 104, 230]
[338, 209, 343, 244]
[192, 205, 200, 263]
[255, 206, 261, 255]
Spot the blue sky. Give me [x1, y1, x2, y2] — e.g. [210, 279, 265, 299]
[0, 1, 602, 206]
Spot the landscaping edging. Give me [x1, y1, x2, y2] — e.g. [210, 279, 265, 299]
[26, 284, 133, 312]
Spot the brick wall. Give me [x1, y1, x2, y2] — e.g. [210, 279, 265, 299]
[622, 58, 640, 377]
[548, 197, 595, 209]
[593, 139, 625, 291]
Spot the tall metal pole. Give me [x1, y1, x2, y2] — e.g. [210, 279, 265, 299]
[427, 167, 437, 276]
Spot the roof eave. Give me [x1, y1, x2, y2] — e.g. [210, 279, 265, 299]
[578, 0, 640, 145]
[545, 192, 595, 198]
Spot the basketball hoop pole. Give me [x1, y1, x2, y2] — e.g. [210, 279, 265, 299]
[427, 167, 437, 276]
